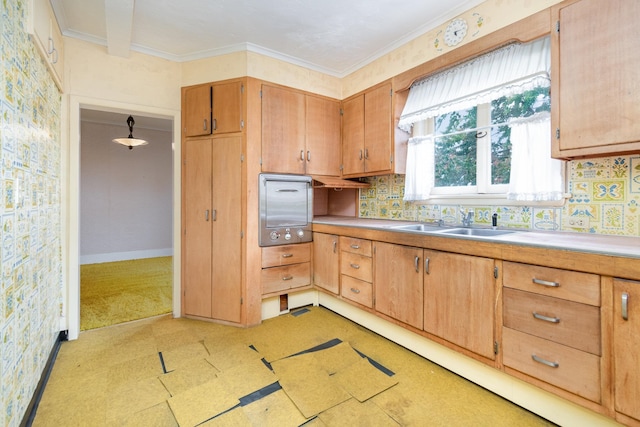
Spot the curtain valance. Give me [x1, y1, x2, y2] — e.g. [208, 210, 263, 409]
[398, 37, 550, 132]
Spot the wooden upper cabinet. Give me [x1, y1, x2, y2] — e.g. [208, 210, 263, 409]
[184, 84, 213, 137]
[342, 82, 393, 177]
[212, 81, 244, 135]
[551, 0, 640, 159]
[305, 95, 341, 176]
[261, 84, 341, 175]
[341, 94, 365, 176]
[261, 84, 306, 174]
[183, 81, 243, 138]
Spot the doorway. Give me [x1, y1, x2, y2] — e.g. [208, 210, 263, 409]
[78, 109, 174, 330]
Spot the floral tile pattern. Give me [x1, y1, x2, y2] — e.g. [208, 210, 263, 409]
[360, 155, 640, 237]
[1, 0, 62, 425]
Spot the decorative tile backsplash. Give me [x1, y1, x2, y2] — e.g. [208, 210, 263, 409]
[1, 0, 63, 425]
[360, 155, 640, 237]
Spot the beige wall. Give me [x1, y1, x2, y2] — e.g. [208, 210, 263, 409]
[64, 38, 182, 111]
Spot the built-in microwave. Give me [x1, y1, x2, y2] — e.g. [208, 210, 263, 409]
[258, 173, 313, 247]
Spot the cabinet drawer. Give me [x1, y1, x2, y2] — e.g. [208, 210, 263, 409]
[341, 275, 373, 308]
[503, 288, 600, 355]
[503, 262, 600, 306]
[261, 262, 310, 294]
[262, 243, 311, 268]
[340, 237, 372, 256]
[503, 328, 601, 403]
[340, 252, 372, 282]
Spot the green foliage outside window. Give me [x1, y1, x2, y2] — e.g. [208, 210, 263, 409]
[432, 87, 551, 189]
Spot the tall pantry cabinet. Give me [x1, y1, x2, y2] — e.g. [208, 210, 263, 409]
[181, 79, 246, 324]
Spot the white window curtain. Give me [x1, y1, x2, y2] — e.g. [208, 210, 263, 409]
[398, 37, 550, 132]
[507, 113, 564, 201]
[404, 136, 434, 201]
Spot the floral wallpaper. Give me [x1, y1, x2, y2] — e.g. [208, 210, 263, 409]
[1, 0, 63, 425]
[360, 155, 640, 237]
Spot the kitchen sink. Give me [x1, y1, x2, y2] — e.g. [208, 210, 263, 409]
[390, 224, 444, 232]
[437, 227, 516, 237]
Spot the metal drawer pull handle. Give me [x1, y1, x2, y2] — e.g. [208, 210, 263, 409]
[531, 354, 559, 368]
[350, 263, 360, 269]
[212, 118, 217, 130]
[425, 258, 430, 275]
[532, 278, 559, 287]
[203, 119, 208, 131]
[212, 209, 217, 221]
[414, 256, 420, 273]
[359, 150, 363, 160]
[282, 275, 293, 281]
[533, 312, 560, 323]
[332, 241, 337, 253]
[350, 287, 361, 294]
[281, 253, 293, 258]
[307, 150, 311, 161]
[622, 292, 629, 321]
[351, 244, 360, 249]
[300, 150, 304, 161]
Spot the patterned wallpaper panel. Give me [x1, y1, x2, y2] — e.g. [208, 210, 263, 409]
[1, 0, 63, 425]
[360, 155, 640, 237]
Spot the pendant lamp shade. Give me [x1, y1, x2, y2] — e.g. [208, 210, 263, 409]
[113, 115, 148, 150]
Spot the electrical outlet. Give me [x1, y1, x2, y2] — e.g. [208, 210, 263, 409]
[568, 217, 589, 229]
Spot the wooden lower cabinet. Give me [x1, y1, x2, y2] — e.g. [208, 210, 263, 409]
[313, 233, 339, 294]
[374, 242, 423, 329]
[261, 243, 311, 296]
[613, 278, 640, 425]
[502, 262, 604, 407]
[423, 250, 496, 360]
[339, 237, 373, 308]
[182, 136, 242, 323]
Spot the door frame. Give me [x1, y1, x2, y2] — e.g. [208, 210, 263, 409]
[65, 95, 182, 340]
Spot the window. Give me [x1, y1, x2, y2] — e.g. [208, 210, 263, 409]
[425, 86, 551, 195]
[400, 37, 565, 204]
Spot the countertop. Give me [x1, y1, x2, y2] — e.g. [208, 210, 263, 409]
[313, 216, 640, 260]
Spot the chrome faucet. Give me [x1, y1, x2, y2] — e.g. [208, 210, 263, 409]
[461, 209, 474, 227]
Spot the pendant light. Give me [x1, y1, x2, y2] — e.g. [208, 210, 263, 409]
[112, 115, 148, 150]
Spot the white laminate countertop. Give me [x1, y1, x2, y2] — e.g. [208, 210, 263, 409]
[313, 216, 640, 260]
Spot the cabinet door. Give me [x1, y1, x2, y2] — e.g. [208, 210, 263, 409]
[364, 83, 393, 174]
[313, 233, 340, 294]
[305, 95, 341, 176]
[424, 250, 495, 359]
[212, 81, 243, 134]
[552, 0, 640, 157]
[261, 85, 306, 174]
[613, 279, 640, 421]
[184, 85, 212, 137]
[341, 94, 365, 176]
[374, 242, 423, 329]
[183, 138, 213, 317]
[211, 136, 242, 323]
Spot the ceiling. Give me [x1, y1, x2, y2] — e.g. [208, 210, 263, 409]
[51, 0, 483, 78]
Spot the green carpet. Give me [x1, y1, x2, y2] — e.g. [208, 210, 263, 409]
[80, 256, 173, 331]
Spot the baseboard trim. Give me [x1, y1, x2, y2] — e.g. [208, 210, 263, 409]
[20, 330, 68, 427]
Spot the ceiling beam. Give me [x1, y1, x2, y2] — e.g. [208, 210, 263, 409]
[105, 0, 134, 57]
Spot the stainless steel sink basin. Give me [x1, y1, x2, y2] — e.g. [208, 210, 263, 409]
[390, 224, 444, 232]
[437, 227, 516, 237]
